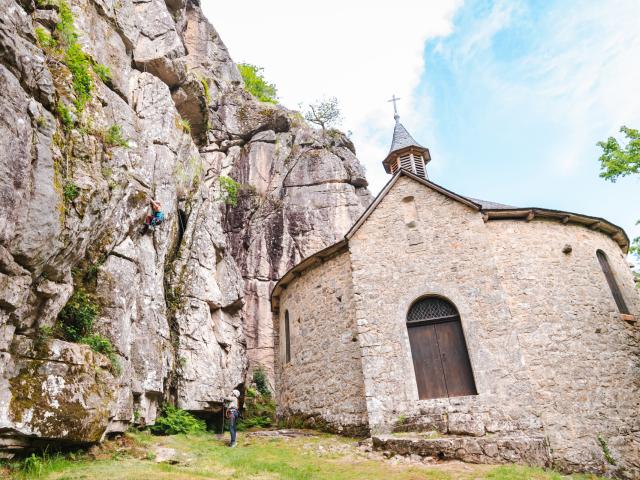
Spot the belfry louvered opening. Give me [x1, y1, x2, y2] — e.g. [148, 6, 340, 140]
[391, 152, 427, 179]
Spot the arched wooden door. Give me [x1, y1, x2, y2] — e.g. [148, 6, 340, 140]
[406, 296, 477, 400]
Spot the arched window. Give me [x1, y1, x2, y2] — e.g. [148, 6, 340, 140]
[406, 296, 477, 400]
[597, 250, 630, 314]
[284, 310, 291, 364]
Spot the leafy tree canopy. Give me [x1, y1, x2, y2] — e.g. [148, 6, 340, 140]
[597, 126, 640, 182]
[597, 125, 640, 260]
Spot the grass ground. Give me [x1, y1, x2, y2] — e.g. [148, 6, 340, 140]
[1, 430, 606, 480]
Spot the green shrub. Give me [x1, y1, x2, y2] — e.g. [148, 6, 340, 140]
[57, 288, 99, 342]
[236, 379, 275, 432]
[238, 64, 277, 103]
[93, 63, 112, 84]
[56, 0, 78, 45]
[150, 405, 206, 435]
[65, 43, 93, 112]
[81, 333, 121, 374]
[54, 0, 93, 112]
[219, 176, 240, 207]
[57, 102, 74, 130]
[253, 368, 271, 397]
[104, 124, 129, 148]
[63, 181, 79, 201]
[35, 27, 56, 49]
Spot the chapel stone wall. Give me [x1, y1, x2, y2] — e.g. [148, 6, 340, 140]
[274, 249, 369, 435]
[347, 176, 544, 437]
[485, 220, 640, 475]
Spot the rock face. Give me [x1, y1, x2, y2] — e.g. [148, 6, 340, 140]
[0, 0, 370, 453]
[224, 124, 371, 381]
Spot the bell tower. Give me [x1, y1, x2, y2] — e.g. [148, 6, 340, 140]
[382, 95, 431, 179]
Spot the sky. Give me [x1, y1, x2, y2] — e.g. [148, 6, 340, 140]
[202, 0, 640, 246]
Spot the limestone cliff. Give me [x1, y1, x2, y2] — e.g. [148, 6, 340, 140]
[0, 0, 370, 454]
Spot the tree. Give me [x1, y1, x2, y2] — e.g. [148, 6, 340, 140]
[597, 126, 640, 182]
[597, 126, 640, 260]
[304, 97, 342, 131]
[238, 64, 277, 103]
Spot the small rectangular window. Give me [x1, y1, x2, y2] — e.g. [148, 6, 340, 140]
[284, 310, 291, 363]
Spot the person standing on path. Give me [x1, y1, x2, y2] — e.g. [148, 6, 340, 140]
[225, 389, 241, 447]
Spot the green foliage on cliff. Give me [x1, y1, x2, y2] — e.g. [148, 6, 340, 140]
[56, 102, 73, 130]
[65, 43, 93, 112]
[93, 63, 112, 84]
[179, 118, 191, 133]
[62, 181, 79, 201]
[305, 97, 342, 131]
[219, 176, 240, 207]
[238, 64, 277, 103]
[57, 289, 99, 342]
[81, 334, 121, 374]
[199, 75, 212, 104]
[55, 0, 77, 44]
[40, 0, 93, 114]
[35, 27, 56, 49]
[104, 124, 129, 148]
[151, 405, 206, 435]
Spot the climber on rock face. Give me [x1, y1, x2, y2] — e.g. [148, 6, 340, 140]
[142, 199, 164, 233]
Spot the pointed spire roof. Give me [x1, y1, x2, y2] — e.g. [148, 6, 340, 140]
[389, 118, 426, 153]
[382, 100, 431, 175]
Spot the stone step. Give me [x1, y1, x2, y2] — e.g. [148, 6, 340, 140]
[372, 433, 551, 467]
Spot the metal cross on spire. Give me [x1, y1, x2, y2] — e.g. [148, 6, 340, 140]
[388, 94, 401, 122]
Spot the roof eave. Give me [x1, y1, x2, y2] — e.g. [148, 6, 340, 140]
[270, 240, 349, 314]
[482, 208, 630, 252]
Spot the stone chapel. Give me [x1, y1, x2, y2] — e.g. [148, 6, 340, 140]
[270, 113, 640, 475]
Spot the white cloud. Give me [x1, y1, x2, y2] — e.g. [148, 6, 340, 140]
[439, 0, 640, 175]
[539, 1, 640, 175]
[201, 0, 462, 193]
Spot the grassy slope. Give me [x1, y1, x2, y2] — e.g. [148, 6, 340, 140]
[2, 431, 605, 480]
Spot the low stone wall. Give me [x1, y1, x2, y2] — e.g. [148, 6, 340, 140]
[373, 434, 551, 467]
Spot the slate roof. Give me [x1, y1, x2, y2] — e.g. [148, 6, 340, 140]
[389, 120, 426, 153]
[466, 197, 516, 210]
